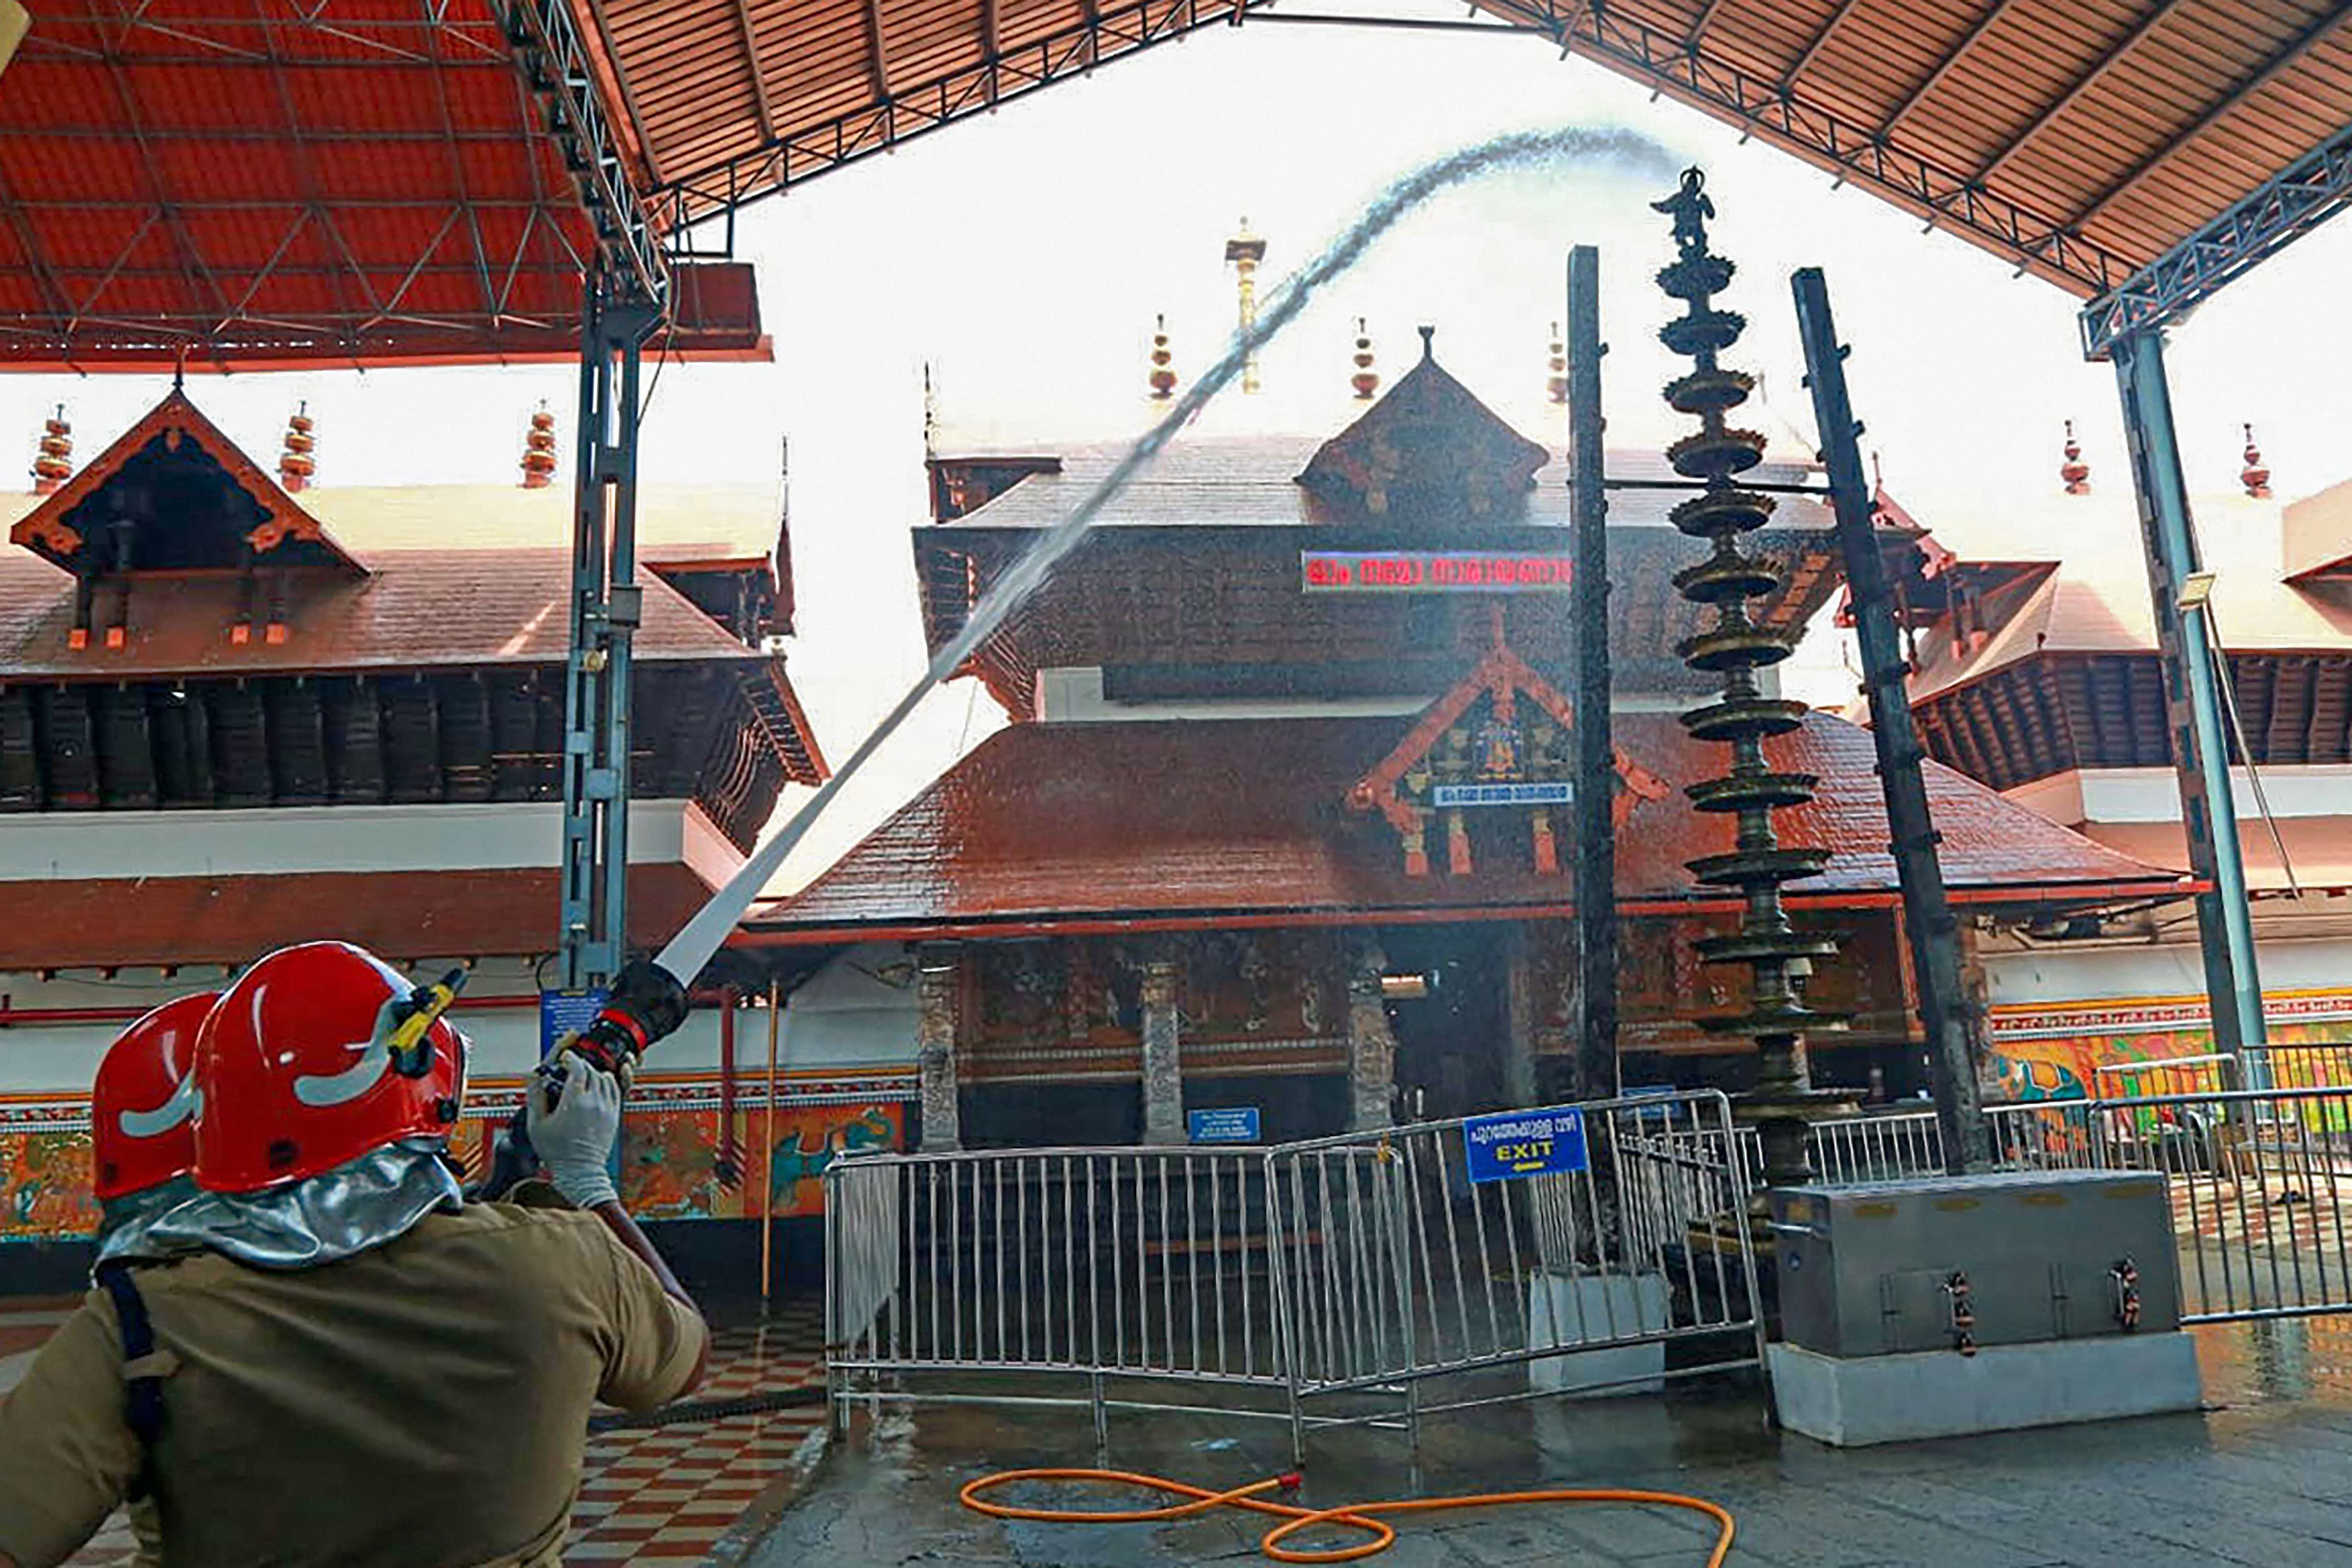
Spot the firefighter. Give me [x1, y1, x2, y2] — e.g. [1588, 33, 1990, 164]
[84, 991, 218, 1568]
[89, 991, 216, 1266]
[0, 941, 708, 1568]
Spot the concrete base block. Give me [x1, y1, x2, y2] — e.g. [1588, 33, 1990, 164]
[1527, 1273, 1671, 1396]
[1768, 1332, 2203, 1446]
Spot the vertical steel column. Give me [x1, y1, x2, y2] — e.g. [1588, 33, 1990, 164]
[560, 271, 661, 988]
[1566, 245, 1617, 1099]
[2110, 329, 2266, 1060]
[1791, 269, 1988, 1173]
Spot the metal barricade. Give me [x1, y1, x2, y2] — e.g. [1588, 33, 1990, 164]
[1264, 1089, 1765, 1449]
[821, 1144, 1290, 1440]
[1988, 1086, 2352, 1323]
[1805, 1109, 1946, 1184]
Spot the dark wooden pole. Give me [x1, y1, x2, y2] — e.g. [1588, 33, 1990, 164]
[1567, 245, 1617, 1099]
[1791, 266, 1988, 1172]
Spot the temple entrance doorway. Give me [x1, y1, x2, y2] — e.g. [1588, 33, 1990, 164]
[1378, 924, 1514, 1124]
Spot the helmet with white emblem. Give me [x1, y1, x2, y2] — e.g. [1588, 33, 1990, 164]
[192, 942, 466, 1193]
[91, 991, 218, 1201]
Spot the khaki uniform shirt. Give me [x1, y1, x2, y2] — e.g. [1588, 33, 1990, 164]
[0, 1203, 706, 1568]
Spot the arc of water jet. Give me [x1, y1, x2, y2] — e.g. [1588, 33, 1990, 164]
[658, 125, 1680, 984]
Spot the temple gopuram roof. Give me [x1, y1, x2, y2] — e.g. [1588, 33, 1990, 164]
[0, 392, 824, 841]
[918, 436, 1851, 713]
[1888, 473, 2352, 793]
[740, 711, 2184, 946]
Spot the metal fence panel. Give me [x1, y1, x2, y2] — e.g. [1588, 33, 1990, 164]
[1987, 1087, 2352, 1323]
[1266, 1089, 1764, 1404]
[822, 1145, 1288, 1389]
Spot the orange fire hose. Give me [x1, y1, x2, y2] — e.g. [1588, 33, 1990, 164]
[959, 1467, 1738, 1566]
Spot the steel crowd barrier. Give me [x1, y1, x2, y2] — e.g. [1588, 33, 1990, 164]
[822, 1089, 1765, 1457]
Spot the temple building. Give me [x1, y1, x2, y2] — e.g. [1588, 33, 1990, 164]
[742, 336, 2181, 1150]
[1875, 434, 2352, 1099]
[0, 389, 864, 1288]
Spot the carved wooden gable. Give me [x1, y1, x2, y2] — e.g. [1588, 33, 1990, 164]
[10, 389, 359, 579]
[1296, 331, 1550, 526]
[1347, 630, 1668, 877]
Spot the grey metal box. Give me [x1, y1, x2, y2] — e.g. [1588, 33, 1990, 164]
[1768, 1169, 2180, 1357]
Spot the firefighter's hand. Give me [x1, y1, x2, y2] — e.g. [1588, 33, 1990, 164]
[528, 1050, 623, 1211]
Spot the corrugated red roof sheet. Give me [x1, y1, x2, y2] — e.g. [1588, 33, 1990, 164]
[0, 863, 712, 970]
[742, 712, 2184, 942]
[0, 4, 763, 368]
[588, 0, 2352, 298]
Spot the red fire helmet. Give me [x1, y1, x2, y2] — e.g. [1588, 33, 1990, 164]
[193, 941, 467, 1194]
[91, 991, 218, 1201]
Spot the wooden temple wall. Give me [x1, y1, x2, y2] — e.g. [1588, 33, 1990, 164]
[918, 911, 1925, 1150]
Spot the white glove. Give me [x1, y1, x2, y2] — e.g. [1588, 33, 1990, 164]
[527, 1050, 623, 1210]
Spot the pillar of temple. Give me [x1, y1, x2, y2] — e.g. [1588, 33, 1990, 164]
[916, 944, 962, 1152]
[1140, 953, 1186, 1144]
[1503, 923, 1541, 1108]
[1346, 933, 1397, 1130]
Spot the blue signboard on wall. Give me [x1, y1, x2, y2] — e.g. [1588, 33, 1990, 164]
[1461, 1107, 1589, 1184]
[1187, 1107, 1262, 1145]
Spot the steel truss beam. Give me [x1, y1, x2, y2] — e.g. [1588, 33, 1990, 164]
[659, 0, 1267, 221]
[501, 0, 673, 306]
[2078, 119, 2352, 359]
[1468, 1, 2133, 296]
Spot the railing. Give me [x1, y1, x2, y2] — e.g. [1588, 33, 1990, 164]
[1268, 1090, 1763, 1415]
[824, 1143, 1292, 1431]
[824, 1091, 1764, 1457]
[1986, 1087, 2352, 1323]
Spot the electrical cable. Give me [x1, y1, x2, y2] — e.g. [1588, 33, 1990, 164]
[958, 1467, 1737, 1567]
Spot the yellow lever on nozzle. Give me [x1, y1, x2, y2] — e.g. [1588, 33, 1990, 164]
[387, 965, 470, 1076]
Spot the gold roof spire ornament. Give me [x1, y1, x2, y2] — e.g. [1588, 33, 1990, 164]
[521, 402, 559, 489]
[2060, 420, 2090, 495]
[1148, 315, 1177, 401]
[277, 402, 316, 493]
[1546, 322, 1568, 406]
[1226, 219, 1267, 395]
[1350, 318, 1378, 401]
[2239, 423, 2271, 499]
[30, 404, 71, 495]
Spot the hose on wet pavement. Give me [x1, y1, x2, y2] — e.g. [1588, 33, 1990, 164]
[958, 1467, 1738, 1565]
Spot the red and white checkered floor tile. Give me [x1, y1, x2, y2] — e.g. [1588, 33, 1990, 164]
[23, 1297, 828, 1567]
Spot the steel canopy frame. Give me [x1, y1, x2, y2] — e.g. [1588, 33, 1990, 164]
[2080, 119, 2352, 357]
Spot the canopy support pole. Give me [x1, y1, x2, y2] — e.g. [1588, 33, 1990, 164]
[2110, 328, 2267, 1071]
[560, 270, 660, 988]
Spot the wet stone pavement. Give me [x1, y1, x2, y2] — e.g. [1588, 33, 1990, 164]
[754, 1318, 2352, 1568]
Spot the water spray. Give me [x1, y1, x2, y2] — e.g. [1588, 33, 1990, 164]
[653, 125, 1678, 989]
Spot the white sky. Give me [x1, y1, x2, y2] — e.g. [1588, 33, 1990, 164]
[6, 0, 2349, 894]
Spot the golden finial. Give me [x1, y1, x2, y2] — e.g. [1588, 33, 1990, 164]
[1148, 315, 1177, 401]
[521, 401, 559, 489]
[30, 404, 71, 494]
[277, 401, 316, 492]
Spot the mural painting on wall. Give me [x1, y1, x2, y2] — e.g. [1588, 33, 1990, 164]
[622, 1102, 904, 1222]
[1597, 913, 1902, 1054]
[962, 935, 1348, 1079]
[1184, 931, 1343, 1036]
[1988, 1015, 2352, 1102]
[1, 1128, 102, 1243]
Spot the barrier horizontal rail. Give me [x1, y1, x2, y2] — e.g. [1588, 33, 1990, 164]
[1268, 1089, 1765, 1440]
[824, 1145, 1291, 1404]
[823, 1092, 1765, 1454]
[1986, 1086, 2352, 1323]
